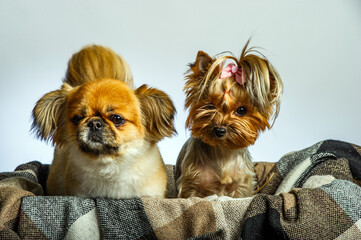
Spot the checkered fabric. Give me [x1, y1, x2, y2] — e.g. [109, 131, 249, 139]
[0, 140, 360, 239]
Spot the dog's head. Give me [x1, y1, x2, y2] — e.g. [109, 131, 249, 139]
[31, 79, 176, 157]
[184, 40, 283, 149]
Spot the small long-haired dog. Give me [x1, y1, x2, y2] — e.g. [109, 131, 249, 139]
[32, 45, 176, 198]
[176, 40, 283, 198]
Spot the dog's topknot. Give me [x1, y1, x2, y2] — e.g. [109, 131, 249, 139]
[184, 39, 283, 127]
[65, 45, 133, 88]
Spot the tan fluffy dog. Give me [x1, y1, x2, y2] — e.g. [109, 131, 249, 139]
[32, 45, 176, 198]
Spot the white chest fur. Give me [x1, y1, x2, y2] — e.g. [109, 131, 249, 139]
[67, 140, 164, 198]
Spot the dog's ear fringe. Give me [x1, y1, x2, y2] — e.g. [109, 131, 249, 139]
[64, 45, 133, 88]
[135, 84, 177, 142]
[31, 83, 72, 145]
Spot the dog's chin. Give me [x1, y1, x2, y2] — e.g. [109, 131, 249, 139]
[78, 141, 119, 156]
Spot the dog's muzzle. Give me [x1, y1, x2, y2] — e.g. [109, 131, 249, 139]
[87, 119, 104, 143]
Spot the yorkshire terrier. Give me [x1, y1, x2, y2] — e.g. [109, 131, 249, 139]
[32, 45, 176, 198]
[175, 40, 283, 198]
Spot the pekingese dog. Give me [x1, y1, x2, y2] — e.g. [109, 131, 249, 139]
[32, 45, 176, 198]
[176, 40, 283, 198]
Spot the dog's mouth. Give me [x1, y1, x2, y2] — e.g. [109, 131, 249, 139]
[200, 134, 226, 148]
[194, 128, 227, 148]
[79, 141, 119, 156]
[77, 126, 119, 156]
[193, 126, 251, 149]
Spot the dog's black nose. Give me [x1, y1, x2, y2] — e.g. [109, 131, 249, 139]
[88, 119, 104, 131]
[213, 127, 226, 137]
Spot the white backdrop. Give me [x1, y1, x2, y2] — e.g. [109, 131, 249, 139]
[1, 0, 360, 172]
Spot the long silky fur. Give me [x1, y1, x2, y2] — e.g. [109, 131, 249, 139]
[135, 84, 176, 142]
[176, 39, 283, 198]
[176, 138, 256, 198]
[31, 83, 73, 144]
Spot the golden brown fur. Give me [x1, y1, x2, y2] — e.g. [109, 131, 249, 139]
[135, 85, 176, 142]
[65, 45, 133, 87]
[176, 40, 283, 198]
[31, 45, 176, 198]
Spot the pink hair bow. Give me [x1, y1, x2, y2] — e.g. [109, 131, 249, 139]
[220, 63, 246, 85]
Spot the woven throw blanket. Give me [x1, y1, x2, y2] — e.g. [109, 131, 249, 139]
[0, 139, 360, 240]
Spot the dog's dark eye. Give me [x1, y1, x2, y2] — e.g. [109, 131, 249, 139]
[71, 115, 84, 125]
[109, 114, 125, 126]
[235, 106, 247, 116]
[205, 104, 216, 110]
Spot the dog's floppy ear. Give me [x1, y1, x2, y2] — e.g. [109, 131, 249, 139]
[31, 83, 73, 145]
[135, 85, 176, 142]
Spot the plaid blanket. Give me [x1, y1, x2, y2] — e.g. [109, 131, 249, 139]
[0, 140, 360, 240]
